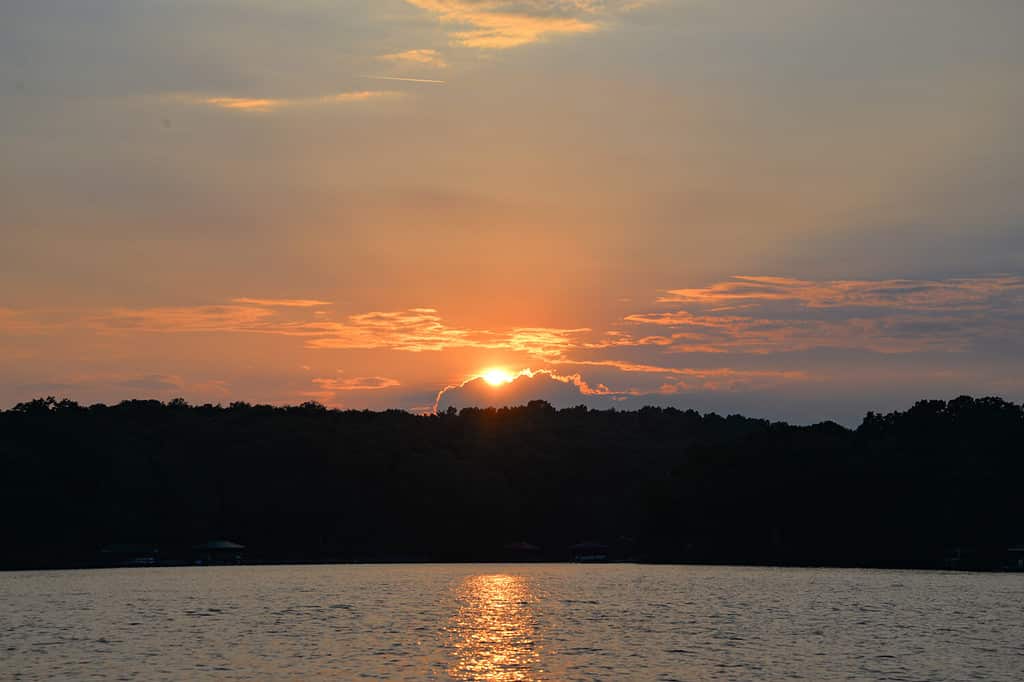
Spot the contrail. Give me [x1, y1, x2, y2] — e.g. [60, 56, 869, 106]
[362, 75, 446, 85]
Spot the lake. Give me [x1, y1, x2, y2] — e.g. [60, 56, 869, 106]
[2, 564, 1022, 680]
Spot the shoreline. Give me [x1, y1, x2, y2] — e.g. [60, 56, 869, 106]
[4, 558, 1022, 574]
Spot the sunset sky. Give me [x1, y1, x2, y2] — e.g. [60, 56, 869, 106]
[2, 1, 1023, 424]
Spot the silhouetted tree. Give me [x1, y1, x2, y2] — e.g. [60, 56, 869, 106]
[0, 395, 1020, 569]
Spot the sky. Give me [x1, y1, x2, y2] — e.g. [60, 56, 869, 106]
[2, 0, 1023, 424]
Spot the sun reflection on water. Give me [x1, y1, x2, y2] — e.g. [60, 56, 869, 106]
[446, 574, 543, 681]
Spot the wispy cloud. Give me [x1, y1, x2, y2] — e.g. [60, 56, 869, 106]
[184, 90, 401, 113]
[377, 48, 448, 68]
[552, 358, 806, 381]
[91, 305, 277, 334]
[6, 274, 1022, 410]
[657, 275, 1024, 311]
[432, 363, 802, 413]
[300, 373, 402, 408]
[302, 309, 587, 354]
[199, 97, 281, 113]
[312, 374, 401, 391]
[627, 276, 1024, 355]
[14, 275, 1024, 360]
[403, 0, 648, 48]
[362, 75, 447, 85]
[320, 91, 399, 103]
[232, 298, 332, 308]
[84, 304, 588, 356]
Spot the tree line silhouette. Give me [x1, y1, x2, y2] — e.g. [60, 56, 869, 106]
[1, 395, 1021, 570]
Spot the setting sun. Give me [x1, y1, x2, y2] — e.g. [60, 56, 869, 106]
[1, 0, 1021, 679]
[481, 368, 515, 386]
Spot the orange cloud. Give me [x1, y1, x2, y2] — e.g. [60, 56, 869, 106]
[91, 304, 277, 334]
[232, 298, 332, 308]
[506, 327, 592, 358]
[185, 91, 400, 113]
[377, 48, 448, 68]
[658, 275, 1024, 311]
[624, 312, 966, 354]
[80, 303, 589, 357]
[403, 0, 646, 48]
[552, 358, 807, 382]
[304, 309, 488, 351]
[431, 363, 805, 413]
[362, 75, 447, 85]
[320, 91, 399, 103]
[622, 275, 1024, 355]
[312, 375, 401, 391]
[8, 276, 1021, 407]
[432, 367, 615, 412]
[200, 97, 281, 113]
[304, 310, 589, 354]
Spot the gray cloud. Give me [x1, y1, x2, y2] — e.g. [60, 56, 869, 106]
[435, 371, 615, 412]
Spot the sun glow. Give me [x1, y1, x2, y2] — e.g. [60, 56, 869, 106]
[481, 368, 515, 386]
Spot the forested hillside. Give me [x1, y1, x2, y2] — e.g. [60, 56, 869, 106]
[2, 396, 1021, 569]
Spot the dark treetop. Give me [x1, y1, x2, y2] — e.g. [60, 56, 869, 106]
[2, 395, 1022, 570]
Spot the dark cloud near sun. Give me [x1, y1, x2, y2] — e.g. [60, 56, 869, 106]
[435, 371, 615, 412]
[2, 1, 1023, 422]
[3, 273, 1023, 421]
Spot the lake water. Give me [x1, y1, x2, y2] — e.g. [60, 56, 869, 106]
[2, 564, 1022, 680]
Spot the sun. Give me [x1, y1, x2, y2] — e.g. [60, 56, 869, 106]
[481, 368, 515, 386]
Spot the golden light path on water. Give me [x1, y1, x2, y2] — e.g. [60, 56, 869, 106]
[446, 574, 543, 680]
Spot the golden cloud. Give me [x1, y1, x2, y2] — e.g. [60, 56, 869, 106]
[7, 275, 1021, 404]
[403, 0, 647, 48]
[623, 312, 963, 354]
[312, 375, 402, 391]
[320, 91, 400, 103]
[626, 275, 1024, 355]
[431, 364, 806, 413]
[377, 48, 449, 68]
[184, 91, 401, 113]
[658, 275, 1024, 311]
[552, 358, 807, 382]
[83, 303, 588, 355]
[232, 298, 332, 308]
[432, 367, 617, 412]
[199, 97, 281, 113]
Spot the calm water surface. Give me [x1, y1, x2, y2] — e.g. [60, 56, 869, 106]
[2, 564, 1022, 680]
